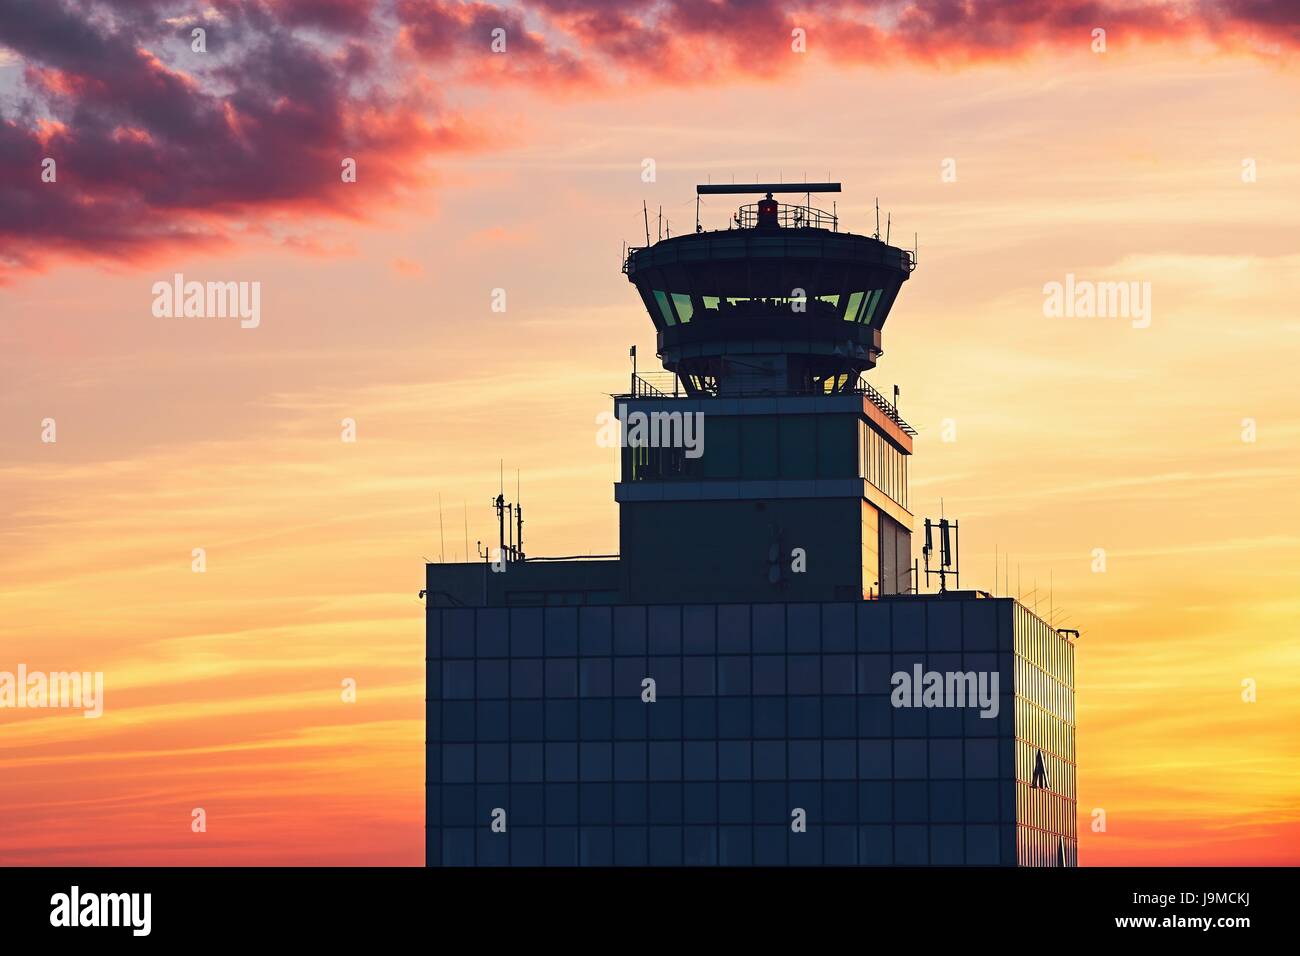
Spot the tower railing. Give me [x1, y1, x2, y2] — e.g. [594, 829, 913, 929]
[857, 379, 917, 436]
[621, 373, 916, 436]
[735, 201, 838, 230]
[630, 371, 676, 397]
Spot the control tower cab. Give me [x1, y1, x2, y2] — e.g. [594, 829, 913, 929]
[623, 183, 914, 397]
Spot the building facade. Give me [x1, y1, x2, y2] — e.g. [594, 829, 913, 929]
[423, 183, 1078, 865]
[426, 596, 1076, 865]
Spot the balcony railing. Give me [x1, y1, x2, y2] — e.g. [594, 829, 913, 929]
[858, 379, 917, 436]
[735, 201, 838, 230]
[620, 373, 916, 436]
[630, 371, 677, 397]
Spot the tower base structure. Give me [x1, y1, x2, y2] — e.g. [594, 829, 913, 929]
[423, 592, 1077, 866]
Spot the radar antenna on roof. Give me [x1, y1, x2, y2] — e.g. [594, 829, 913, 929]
[696, 182, 840, 195]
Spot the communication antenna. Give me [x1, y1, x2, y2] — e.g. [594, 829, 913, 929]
[494, 460, 507, 564]
[438, 493, 446, 564]
[921, 516, 961, 593]
[886, 212, 891, 245]
[515, 470, 524, 562]
[463, 502, 469, 563]
[874, 197, 880, 240]
[643, 201, 650, 246]
[657, 205, 662, 241]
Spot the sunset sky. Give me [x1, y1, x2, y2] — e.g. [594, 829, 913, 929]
[2, 0, 1298, 865]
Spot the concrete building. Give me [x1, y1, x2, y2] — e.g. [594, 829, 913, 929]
[424, 183, 1077, 865]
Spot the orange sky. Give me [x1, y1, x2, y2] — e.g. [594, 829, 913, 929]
[2, 10, 1299, 865]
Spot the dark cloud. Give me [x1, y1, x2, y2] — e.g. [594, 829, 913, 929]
[0, 0, 1295, 280]
[0, 0, 468, 280]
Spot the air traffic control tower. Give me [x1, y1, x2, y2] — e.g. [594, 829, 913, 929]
[618, 184, 915, 604]
[425, 184, 1078, 867]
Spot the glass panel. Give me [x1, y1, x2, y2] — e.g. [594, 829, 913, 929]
[815, 294, 841, 319]
[862, 289, 883, 324]
[740, 417, 778, 480]
[862, 501, 880, 598]
[845, 291, 865, 322]
[779, 415, 816, 480]
[816, 415, 855, 478]
[701, 417, 739, 479]
[653, 289, 676, 326]
[671, 293, 694, 324]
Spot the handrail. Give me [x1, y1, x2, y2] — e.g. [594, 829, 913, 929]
[735, 201, 837, 230]
[620, 374, 916, 436]
[858, 379, 916, 435]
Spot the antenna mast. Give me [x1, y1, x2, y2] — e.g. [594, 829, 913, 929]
[494, 460, 506, 563]
[921, 517, 961, 593]
[515, 470, 524, 562]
